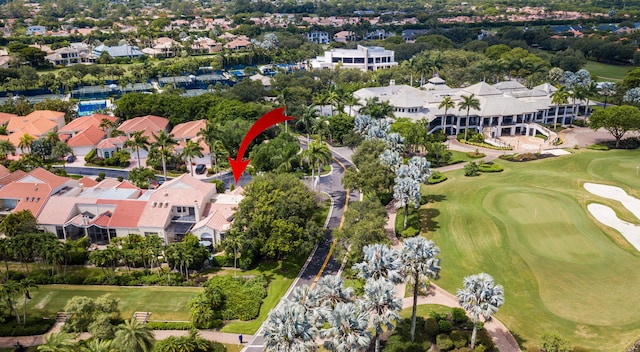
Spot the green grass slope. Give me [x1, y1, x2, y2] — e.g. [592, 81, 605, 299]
[422, 150, 640, 351]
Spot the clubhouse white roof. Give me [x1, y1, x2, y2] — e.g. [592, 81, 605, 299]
[353, 80, 565, 122]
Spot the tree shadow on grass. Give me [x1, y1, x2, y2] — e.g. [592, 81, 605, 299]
[511, 331, 527, 349]
[420, 208, 440, 233]
[424, 194, 447, 204]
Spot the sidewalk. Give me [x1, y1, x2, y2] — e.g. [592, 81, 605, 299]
[0, 325, 253, 349]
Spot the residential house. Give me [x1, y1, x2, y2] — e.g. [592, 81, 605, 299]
[45, 45, 97, 66]
[190, 37, 222, 54]
[224, 38, 251, 51]
[95, 136, 127, 159]
[170, 120, 210, 166]
[58, 114, 118, 157]
[333, 30, 356, 43]
[26, 25, 46, 36]
[117, 115, 169, 159]
[137, 174, 218, 243]
[191, 187, 244, 247]
[306, 30, 330, 44]
[364, 29, 394, 41]
[0, 50, 10, 69]
[310, 45, 398, 71]
[93, 44, 144, 59]
[38, 178, 146, 243]
[0, 168, 78, 220]
[250, 74, 272, 89]
[5, 110, 66, 154]
[218, 32, 238, 42]
[144, 37, 182, 57]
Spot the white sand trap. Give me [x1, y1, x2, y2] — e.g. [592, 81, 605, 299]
[544, 149, 571, 156]
[584, 183, 640, 251]
[587, 204, 640, 250]
[584, 183, 640, 219]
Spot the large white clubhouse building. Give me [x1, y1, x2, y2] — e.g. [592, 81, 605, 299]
[310, 45, 398, 71]
[353, 78, 584, 138]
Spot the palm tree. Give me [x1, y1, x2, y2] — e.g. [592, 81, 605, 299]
[315, 275, 354, 310]
[363, 278, 402, 352]
[279, 88, 294, 133]
[0, 140, 15, 159]
[551, 86, 570, 131]
[124, 131, 150, 168]
[457, 273, 505, 349]
[438, 96, 455, 134]
[38, 332, 76, 352]
[302, 142, 332, 190]
[151, 130, 177, 182]
[352, 244, 403, 284]
[112, 318, 155, 352]
[321, 302, 371, 352]
[99, 118, 116, 134]
[18, 133, 35, 154]
[599, 82, 615, 109]
[263, 299, 318, 352]
[570, 86, 587, 126]
[19, 278, 37, 323]
[581, 80, 599, 123]
[457, 94, 480, 141]
[197, 122, 226, 173]
[181, 140, 204, 176]
[298, 106, 318, 145]
[401, 237, 441, 341]
[80, 339, 112, 352]
[44, 131, 60, 145]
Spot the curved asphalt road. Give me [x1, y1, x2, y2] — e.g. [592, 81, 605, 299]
[242, 147, 359, 352]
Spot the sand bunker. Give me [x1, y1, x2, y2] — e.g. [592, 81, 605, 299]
[584, 183, 640, 251]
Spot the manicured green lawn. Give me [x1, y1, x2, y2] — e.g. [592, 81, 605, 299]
[584, 61, 633, 82]
[24, 285, 200, 321]
[422, 150, 640, 351]
[400, 304, 451, 320]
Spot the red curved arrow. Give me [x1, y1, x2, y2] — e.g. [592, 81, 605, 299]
[228, 107, 294, 184]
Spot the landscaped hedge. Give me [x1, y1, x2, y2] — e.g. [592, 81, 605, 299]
[477, 162, 504, 173]
[147, 321, 194, 330]
[428, 171, 448, 184]
[0, 318, 55, 337]
[205, 275, 268, 321]
[18, 269, 187, 287]
[586, 144, 609, 151]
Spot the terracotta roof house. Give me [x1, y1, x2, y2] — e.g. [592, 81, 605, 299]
[0, 170, 27, 188]
[171, 120, 210, 164]
[191, 189, 243, 248]
[0, 168, 78, 221]
[117, 115, 169, 159]
[95, 136, 127, 159]
[191, 37, 222, 54]
[59, 114, 117, 156]
[117, 115, 169, 142]
[0, 112, 17, 126]
[137, 174, 219, 243]
[224, 38, 251, 51]
[6, 110, 66, 154]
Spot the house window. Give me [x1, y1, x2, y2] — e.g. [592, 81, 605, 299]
[55, 226, 64, 239]
[104, 151, 110, 158]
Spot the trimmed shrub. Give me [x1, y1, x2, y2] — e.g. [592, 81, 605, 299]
[438, 319, 453, 334]
[425, 317, 440, 338]
[210, 179, 225, 193]
[147, 321, 194, 330]
[451, 330, 468, 348]
[451, 308, 467, 324]
[437, 334, 455, 351]
[464, 162, 480, 177]
[428, 171, 448, 184]
[477, 162, 503, 173]
[84, 149, 96, 163]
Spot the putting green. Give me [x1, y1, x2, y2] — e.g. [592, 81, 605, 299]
[423, 150, 640, 351]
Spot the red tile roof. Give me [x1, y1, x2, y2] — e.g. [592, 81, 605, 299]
[66, 125, 105, 147]
[95, 199, 146, 228]
[0, 167, 74, 216]
[59, 114, 117, 134]
[117, 115, 169, 143]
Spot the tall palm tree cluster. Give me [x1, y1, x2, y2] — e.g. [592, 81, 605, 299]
[263, 238, 441, 352]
